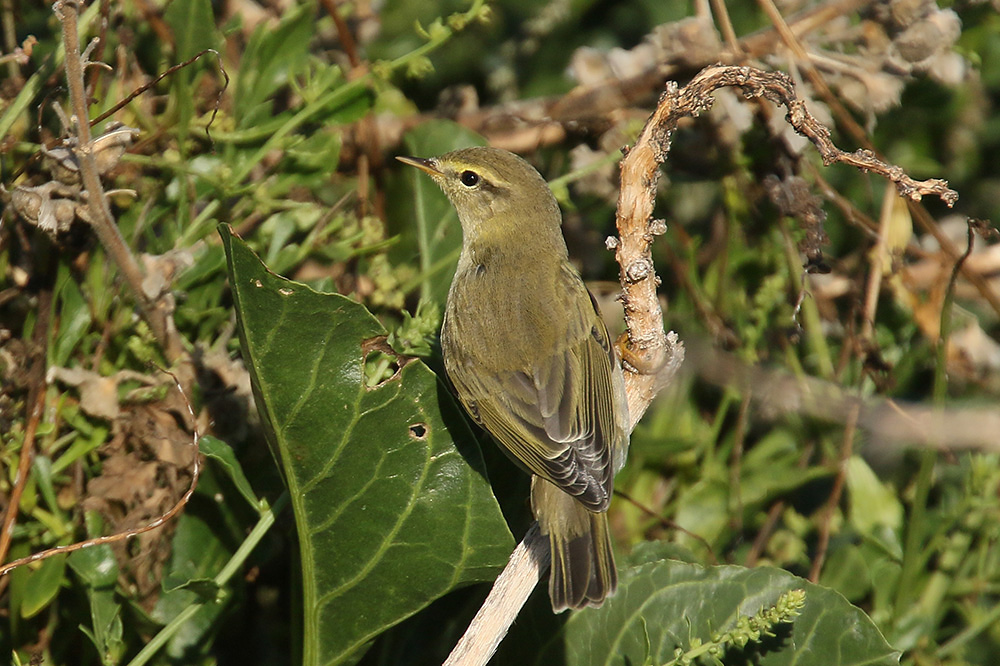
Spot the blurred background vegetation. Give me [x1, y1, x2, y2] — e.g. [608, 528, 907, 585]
[2, 0, 1000, 664]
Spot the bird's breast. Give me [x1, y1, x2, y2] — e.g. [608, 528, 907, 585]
[443, 255, 566, 376]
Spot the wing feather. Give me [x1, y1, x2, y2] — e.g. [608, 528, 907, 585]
[443, 270, 624, 512]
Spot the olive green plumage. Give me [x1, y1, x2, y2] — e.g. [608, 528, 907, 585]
[397, 147, 629, 612]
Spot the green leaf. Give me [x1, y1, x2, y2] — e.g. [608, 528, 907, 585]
[287, 130, 343, 171]
[847, 456, 904, 559]
[220, 224, 513, 666]
[68, 513, 119, 588]
[31, 455, 61, 520]
[152, 500, 234, 659]
[522, 554, 900, 666]
[161, 577, 221, 601]
[820, 543, 872, 603]
[164, 0, 217, 62]
[53, 262, 93, 367]
[234, 5, 314, 128]
[386, 120, 487, 305]
[164, 0, 219, 139]
[200, 435, 262, 510]
[20, 553, 66, 619]
[69, 513, 125, 665]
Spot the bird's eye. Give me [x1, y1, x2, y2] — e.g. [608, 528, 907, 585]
[460, 170, 480, 187]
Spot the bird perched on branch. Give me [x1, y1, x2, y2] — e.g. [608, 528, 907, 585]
[397, 147, 629, 612]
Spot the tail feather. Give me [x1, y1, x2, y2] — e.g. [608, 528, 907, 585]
[532, 476, 617, 612]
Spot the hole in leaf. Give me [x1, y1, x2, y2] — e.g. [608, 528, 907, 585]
[361, 336, 412, 389]
[363, 350, 400, 388]
[408, 423, 428, 439]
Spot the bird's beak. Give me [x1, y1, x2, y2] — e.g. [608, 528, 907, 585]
[396, 155, 442, 176]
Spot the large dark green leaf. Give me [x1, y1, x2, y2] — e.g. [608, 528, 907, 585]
[220, 225, 513, 666]
[518, 547, 899, 666]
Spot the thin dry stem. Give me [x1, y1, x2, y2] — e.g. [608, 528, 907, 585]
[54, 0, 182, 362]
[710, 0, 743, 56]
[909, 202, 1000, 317]
[0, 391, 44, 568]
[320, 0, 362, 71]
[809, 403, 858, 582]
[688, 338, 1000, 451]
[757, 0, 870, 150]
[860, 188, 896, 342]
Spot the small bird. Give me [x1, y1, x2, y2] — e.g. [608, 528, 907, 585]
[397, 147, 629, 612]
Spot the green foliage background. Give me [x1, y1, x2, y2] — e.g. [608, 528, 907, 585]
[2, 1, 1000, 665]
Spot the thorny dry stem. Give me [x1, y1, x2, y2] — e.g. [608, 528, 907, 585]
[443, 63, 959, 666]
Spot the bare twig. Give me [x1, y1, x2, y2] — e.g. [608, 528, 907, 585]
[687, 337, 1000, 451]
[616, 490, 718, 563]
[860, 187, 896, 342]
[320, 0, 362, 71]
[90, 48, 229, 140]
[729, 394, 751, 534]
[0, 391, 45, 568]
[757, 0, 871, 150]
[710, 0, 743, 57]
[809, 403, 858, 582]
[909, 202, 1000, 318]
[697, 66, 957, 204]
[0, 0, 20, 80]
[54, 0, 182, 362]
[0, 283, 52, 591]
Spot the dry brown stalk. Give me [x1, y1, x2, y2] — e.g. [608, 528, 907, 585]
[54, 0, 183, 363]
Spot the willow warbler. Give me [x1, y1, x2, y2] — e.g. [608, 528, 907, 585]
[397, 147, 628, 612]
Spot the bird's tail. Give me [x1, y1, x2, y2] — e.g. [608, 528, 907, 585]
[531, 476, 617, 612]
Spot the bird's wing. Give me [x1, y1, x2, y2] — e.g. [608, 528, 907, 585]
[449, 287, 621, 512]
